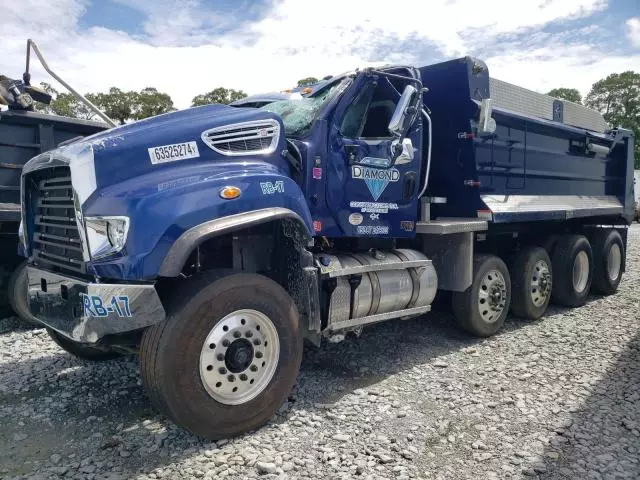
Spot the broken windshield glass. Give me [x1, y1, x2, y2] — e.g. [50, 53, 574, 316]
[261, 77, 352, 137]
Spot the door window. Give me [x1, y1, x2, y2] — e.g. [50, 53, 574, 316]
[339, 80, 399, 139]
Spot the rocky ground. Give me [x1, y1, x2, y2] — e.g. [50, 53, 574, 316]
[1, 227, 639, 480]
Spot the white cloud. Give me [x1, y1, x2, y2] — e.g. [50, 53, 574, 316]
[627, 17, 640, 48]
[486, 44, 640, 97]
[0, 0, 636, 110]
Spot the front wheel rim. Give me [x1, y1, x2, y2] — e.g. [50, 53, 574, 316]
[572, 251, 590, 294]
[530, 259, 552, 307]
[199, 309, 280, 405]
[607, 243, 622, 281]
[477, 269, 507, 323]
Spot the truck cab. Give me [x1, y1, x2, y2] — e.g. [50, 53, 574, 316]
[19, 58, 634, 440]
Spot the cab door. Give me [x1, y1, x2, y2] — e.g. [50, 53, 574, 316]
[325, 72, 423, 238]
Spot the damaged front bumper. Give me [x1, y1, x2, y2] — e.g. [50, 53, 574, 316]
[27, 266, 166, 343]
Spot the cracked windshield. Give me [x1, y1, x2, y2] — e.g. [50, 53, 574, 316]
[261, 78, 351, 137]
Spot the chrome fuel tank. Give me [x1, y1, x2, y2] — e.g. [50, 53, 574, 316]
[316, 249, 438, 323]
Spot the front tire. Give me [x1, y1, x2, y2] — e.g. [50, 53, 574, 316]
[551, 235, 593, 307]
[452, 254, 511, 337]
[510, 247, 553, 320]
[591, 229, 624, 295]
[8, 261, 39, 325]
[140, 272, 302, 440]
[48, 329, 122, 361]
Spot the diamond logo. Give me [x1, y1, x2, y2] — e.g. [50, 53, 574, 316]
[351, 165, 400, 201]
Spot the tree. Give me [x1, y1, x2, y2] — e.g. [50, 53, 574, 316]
[546, 88, 582, 104]
[38, 83, 96, 120]
[297, 77, 318, 87]
[585, 71, 640, 166]
[38, 84, 175, 124]
[87, 88, 135, 125]
[133, 87, 175, 120]
[191, 88, 247, 106]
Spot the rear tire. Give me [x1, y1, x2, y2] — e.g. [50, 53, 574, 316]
[452, 255, 511, 337]
[591, 229, 624, 295]
[510, 247, 553, 320]
[551, 235, 593, 307]
[48, 329, 122, 361]
[8, 261, 39, 325]
[140, 272, 303, 440]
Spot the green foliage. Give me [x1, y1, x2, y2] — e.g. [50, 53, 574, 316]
[89, 87, 175, 124]
[135, 87, 175, 119]
[191, 87, 247, 106]
[39, 83, 95, 119]
[87, 88, 134, 125]
[38, 83, 175, 124]
[296, 77, 318, 87]
[585, 71, 640, 167]
[546, 88, 582, 104]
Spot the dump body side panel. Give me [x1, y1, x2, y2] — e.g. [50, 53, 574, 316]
[419, 57, 633, 224]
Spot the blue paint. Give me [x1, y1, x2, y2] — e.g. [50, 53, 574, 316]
[322, 70, 423, 238]
[84, 161, 312, 280]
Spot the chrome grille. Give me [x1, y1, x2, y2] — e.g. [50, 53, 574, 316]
[201, 119, 280, 156]
[26, 167, 86, 274]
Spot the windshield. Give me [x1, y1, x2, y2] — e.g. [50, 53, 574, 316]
[260, 78, 351, 137]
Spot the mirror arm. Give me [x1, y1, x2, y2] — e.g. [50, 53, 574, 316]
[368, 69, 423, 90]
[23, 39, 116, 127]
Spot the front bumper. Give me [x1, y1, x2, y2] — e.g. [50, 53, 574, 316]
[27, 266, 166, 343]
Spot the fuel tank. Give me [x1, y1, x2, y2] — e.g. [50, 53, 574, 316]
[317, 249, 438, 323]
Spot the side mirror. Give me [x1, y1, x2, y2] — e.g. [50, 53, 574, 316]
[25, 85, 52, 105]
[388, 84, 419, 138]
[477, 98, 496, 137]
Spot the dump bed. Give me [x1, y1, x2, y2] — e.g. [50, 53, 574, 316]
[420, 58, 635, 224]
[0, 110, 107, 221]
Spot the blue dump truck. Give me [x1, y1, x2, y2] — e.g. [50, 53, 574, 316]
[19, 57, 634, 439]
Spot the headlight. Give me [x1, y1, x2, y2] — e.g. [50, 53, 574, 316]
[85, 216, 129, 260]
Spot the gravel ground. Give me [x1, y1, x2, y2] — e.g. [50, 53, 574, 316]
[1, 227, 639, 480]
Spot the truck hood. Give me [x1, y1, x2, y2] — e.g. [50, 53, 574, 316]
[23, 104, 286, 205]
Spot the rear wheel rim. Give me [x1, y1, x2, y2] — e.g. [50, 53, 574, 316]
[607, 243, 621, 281]
[572, 251, 590, 294]
[530, 259, 551, 307]
[477, 269, 507, 323]
[199, 309, 280, 405]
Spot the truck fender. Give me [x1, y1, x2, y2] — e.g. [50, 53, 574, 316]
[158, 207, 310, 277]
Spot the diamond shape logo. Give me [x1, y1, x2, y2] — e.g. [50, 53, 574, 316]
[351, 165, 400, 201]
[365, 178, 389, 201]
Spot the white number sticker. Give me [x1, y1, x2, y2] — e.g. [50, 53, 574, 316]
[148, 141, 200, 164]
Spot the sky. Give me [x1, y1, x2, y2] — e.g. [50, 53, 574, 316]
[2, 0, 639, 109]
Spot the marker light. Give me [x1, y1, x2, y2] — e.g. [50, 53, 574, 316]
[219, 186, 241, 199]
